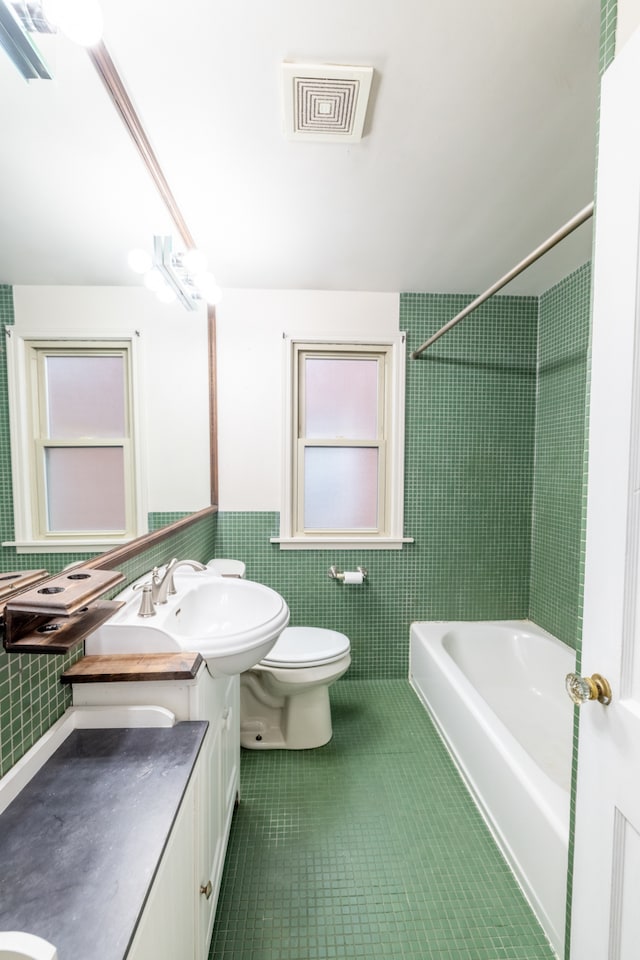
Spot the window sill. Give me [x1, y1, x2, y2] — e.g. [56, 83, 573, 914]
[4, 539, 136, 555]
[270, 536, 414, 551]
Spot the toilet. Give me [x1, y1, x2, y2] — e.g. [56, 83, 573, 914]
[240, 626, 351, 749]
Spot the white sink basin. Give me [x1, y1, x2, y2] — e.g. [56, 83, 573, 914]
[0, 933, 57, 960]
[85, 568, 290, 675]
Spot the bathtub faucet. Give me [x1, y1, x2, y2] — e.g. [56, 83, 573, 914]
[152, 558, 207, 604]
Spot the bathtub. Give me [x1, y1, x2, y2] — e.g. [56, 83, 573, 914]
[409, 620, 575, 958]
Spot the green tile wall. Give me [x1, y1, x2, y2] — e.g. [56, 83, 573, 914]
[148, 511, 192, 531]
[0, 269, 592, 772]
[600, 0, 618, 74]
[215, 292, 539, 681]
[403, 293, 537, 619]
[530, 263, 591, 649]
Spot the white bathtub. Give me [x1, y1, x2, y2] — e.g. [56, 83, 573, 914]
[409, 619, 575, 958]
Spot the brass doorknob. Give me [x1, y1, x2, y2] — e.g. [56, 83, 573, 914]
[200, 880, 213, 899]
[566, 672, 612, 706]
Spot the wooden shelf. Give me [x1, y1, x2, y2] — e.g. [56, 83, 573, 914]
[3, 601, 124, 655]
[2, 569, 126, 655]
[0, 570, 49, 607]
[61, 652, 203, 683]
[7, 568, 124, 616]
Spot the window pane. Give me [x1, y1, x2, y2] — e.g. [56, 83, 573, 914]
[45, 447, 126, 531]
[304, 447, 378, 529]
[304, 358, 378, 439]
[45, 356, 125, 439]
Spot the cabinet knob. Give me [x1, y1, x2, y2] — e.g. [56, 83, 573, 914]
[200, 880, 213, 900]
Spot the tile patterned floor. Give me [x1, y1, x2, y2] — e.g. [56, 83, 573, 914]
[209, 680, 557, 960]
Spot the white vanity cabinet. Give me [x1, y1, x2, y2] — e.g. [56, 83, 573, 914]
[127, 770, 198, 960]
[194, 674, 239, 953]
[69, 664, 240, 960]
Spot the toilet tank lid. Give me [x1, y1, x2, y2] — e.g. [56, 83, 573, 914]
[206, 559, 246, 578]
[262, 626, 350, 667]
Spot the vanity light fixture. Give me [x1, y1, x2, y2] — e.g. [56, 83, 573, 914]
[0, 0, 52, 79]
[41, 0, 102, 47]
[128, 236, 222, 312]
[0, 0, 102, 80]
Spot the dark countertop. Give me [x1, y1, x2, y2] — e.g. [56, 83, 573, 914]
[0, 722, 207, 960]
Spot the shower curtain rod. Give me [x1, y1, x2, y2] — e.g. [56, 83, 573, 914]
[411, 201, 595, 359]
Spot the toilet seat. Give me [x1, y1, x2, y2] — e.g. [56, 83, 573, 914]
[261, 626, 350, 669]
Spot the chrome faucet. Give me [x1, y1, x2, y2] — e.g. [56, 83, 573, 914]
[135, 582, 156, 617]
[152, 558, 207, 604]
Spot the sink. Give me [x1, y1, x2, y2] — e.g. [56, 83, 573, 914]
[85, 568, 290, 675]
[0, 933, 57, 960]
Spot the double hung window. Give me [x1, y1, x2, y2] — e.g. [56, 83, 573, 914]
[275, 336, 407, 549]
[7, 337, 142, 550]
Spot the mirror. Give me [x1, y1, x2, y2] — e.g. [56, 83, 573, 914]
[0, 23, 214, 572]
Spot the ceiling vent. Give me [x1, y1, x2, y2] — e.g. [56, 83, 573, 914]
[281, 62, 374, 143]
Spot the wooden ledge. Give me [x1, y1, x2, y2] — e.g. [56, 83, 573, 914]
[61, 652, 203, 683]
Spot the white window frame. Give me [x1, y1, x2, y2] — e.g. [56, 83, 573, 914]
[273, 334, 411, 550]
[5, 333, 147, 553]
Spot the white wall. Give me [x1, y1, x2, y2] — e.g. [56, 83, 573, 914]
[616, 0, 640, 52]
[215, 289, 400, 511]
[12, 286, 211, 513]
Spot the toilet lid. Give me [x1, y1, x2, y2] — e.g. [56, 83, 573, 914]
[262, 626, 350, 668]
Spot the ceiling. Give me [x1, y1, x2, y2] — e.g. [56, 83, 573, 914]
[0, 0, 601, 296]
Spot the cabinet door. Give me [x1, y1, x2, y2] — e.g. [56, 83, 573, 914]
[127, 778, 197, 960]
[196, 719, 224, 959]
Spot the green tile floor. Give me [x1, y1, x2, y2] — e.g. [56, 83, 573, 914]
[209, 681, 556, 960]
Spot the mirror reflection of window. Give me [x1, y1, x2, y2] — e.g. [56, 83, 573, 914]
[45, 447, 126, 532]
[42, 354, 128, 532]
[45, 355, 125, 438]
[35, 347, 134, 537]
[6, 336, 142, 549]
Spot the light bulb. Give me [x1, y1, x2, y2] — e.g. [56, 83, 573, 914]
[128, 249, 152, 274]
[144, 269, 164, 293]
[42, 0, 103, 46]
[156, 285, 177, 304]
[182, 248, 207, 276]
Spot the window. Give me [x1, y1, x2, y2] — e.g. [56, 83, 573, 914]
[274, 336, 408, 549]
[6, 337, 144, 551]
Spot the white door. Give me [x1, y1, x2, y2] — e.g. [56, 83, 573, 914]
[571, 27, 640, 959]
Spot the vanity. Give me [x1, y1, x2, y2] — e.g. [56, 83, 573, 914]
[0, 705, 213, 960]
[63, 652, 240, 960]
[0, 561, 289, 960]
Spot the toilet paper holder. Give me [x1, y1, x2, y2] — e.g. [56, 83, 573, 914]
[328, 566, 368, 583]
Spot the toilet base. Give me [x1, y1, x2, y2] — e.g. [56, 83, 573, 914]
[240, 679, 333, 750]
